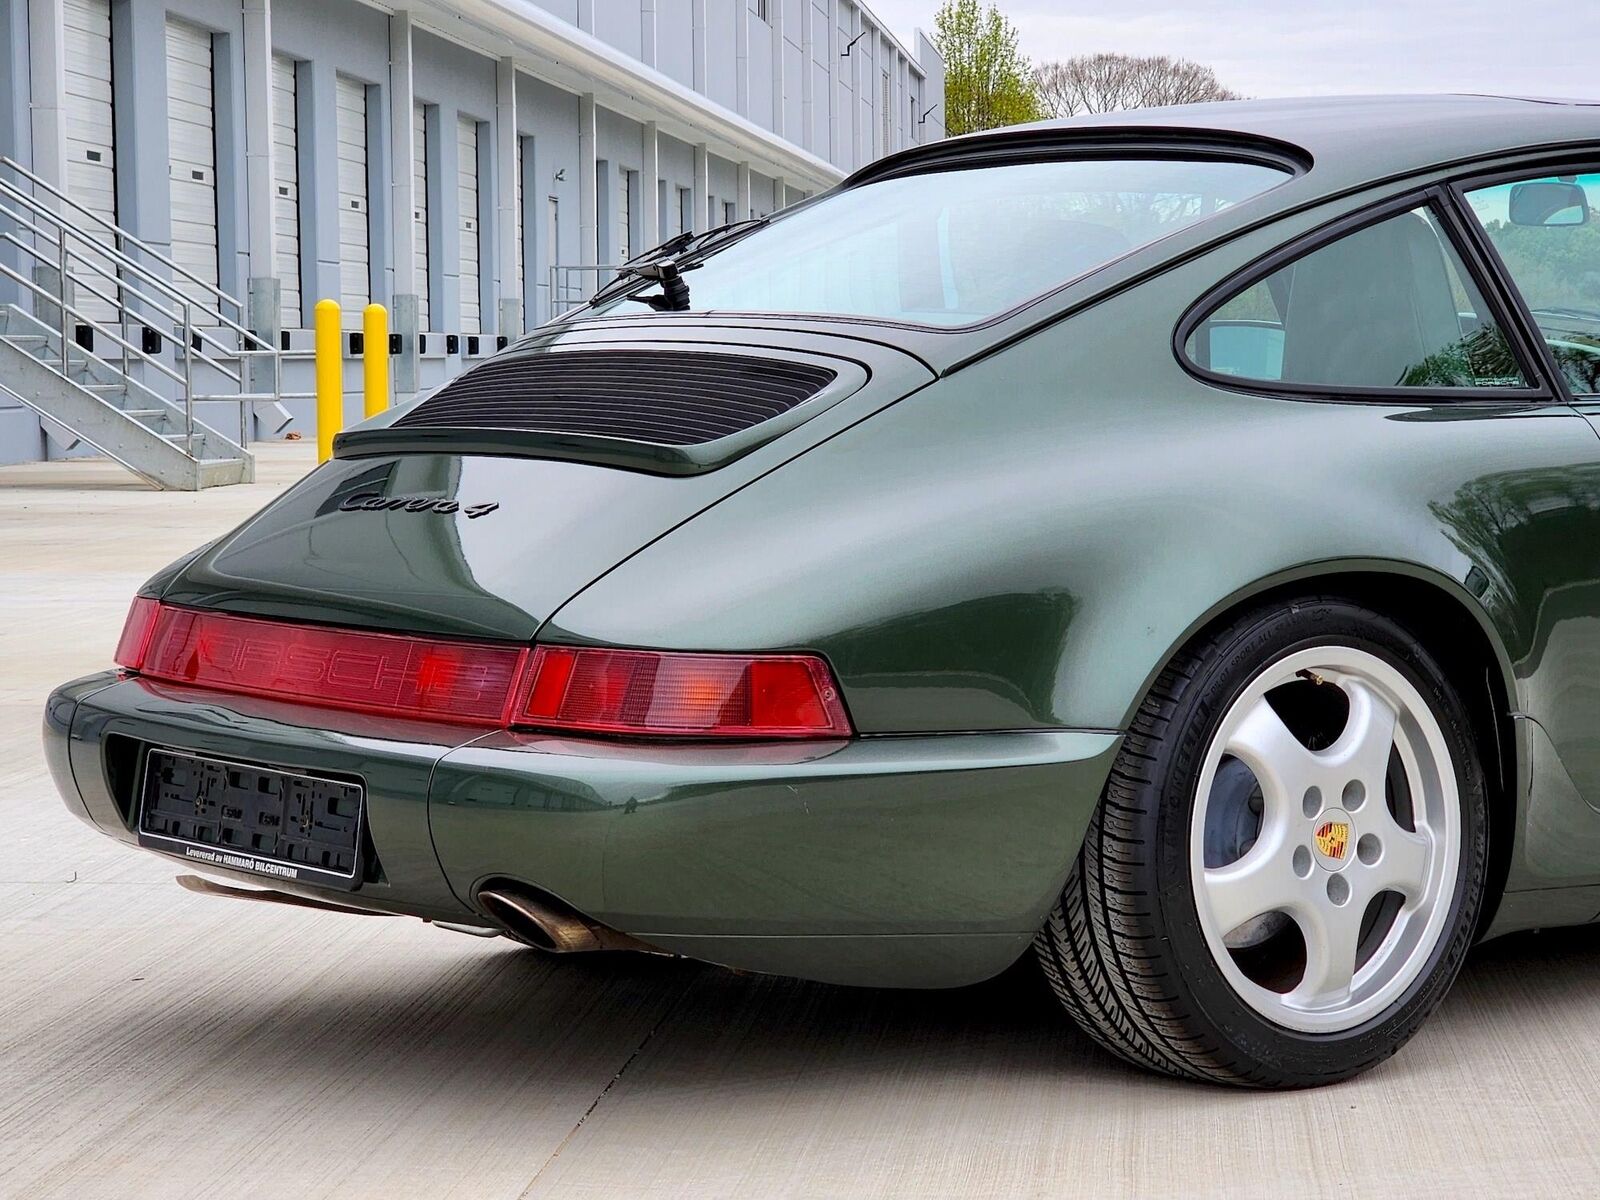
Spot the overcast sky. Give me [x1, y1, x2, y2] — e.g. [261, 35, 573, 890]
[870, 0, 1596, 102]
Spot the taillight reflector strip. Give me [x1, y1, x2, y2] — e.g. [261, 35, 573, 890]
[113, 601, 853, 738]
[135, 604, 528, 726]
[518, 645, 851, 738]
[114, 595, 161, 671]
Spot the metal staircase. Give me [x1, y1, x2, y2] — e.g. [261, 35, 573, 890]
[0, 156, 279, 488]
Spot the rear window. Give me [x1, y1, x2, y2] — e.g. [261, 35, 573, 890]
[585, 156, 1292, 327]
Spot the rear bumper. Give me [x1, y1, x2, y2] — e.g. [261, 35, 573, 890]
[46, 672, 1120, 987]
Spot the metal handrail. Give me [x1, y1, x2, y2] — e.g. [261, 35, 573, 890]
[0, 155, 241, 319]
[0, 228, 243, 387]
[0, 161, 279, 449]
[0, 280, 242, 463]
[0, 182, 265, 356]
[548, 262, 627, 316]
[0, 261, 249, 459]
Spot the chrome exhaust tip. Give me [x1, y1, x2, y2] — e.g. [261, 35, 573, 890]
[477, 886, 653, 954]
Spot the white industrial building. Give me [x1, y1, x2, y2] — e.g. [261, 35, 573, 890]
[0, 0, 944, 484]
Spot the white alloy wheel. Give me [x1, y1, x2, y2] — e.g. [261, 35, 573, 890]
[1190, 645, 1461, 1033]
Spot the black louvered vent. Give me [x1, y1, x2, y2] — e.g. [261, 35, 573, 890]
[394, 350, 838, 447]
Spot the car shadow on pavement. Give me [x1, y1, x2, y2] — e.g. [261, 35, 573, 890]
[48, 921, 1600, 1133]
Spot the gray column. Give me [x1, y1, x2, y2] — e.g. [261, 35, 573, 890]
[577, 92, 597, 289]
[388, 11, 418, 394]
[850, 8, 862, 166]
[25, 0, 64, 190]
[495, 56, 519, 336]
[24, 0, 63, 329]
[770, 0, 784, 138]
[111, 1, 172, 255]
[735, 161, 751, 221]
[364, 81, 391, 317]
[691, 143, 709, 234]
[734, 0, 748, 116]
[0, 0, 30, 166]
[800, 0, 813, 152]
[640, 121, 659, 254]
[867, 24, 878, 160]
[576, 0, 593, 33]
[826, 0, 839, 163]
[242, 0, 278, 364]
[301, 60, 340, 321]
[639, 0, 656, 69]
[690, 0, 706, 95]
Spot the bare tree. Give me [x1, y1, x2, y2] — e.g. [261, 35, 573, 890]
[1034, 54, 1242, 118]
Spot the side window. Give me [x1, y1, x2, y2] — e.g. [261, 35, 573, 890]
[1186, 206, 1527, 390]
[1464, 172, 1600, 397]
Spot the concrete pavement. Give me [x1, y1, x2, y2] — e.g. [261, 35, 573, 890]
[2, 443, 1598, 1199]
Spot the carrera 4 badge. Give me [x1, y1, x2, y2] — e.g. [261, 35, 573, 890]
[339, 493, 500, 519]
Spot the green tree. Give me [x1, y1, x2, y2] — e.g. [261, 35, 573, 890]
[932, 0, 1044, 136]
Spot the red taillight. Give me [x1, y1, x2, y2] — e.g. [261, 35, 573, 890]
[517, 646, 852, 739]
[113, 601, 852, 739]
[114, 595, 161, 670]
[137, 604, 528, 726]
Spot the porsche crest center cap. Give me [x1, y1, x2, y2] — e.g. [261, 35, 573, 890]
[1313, 812, 1353, 871]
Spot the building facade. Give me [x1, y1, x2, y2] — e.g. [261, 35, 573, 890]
[0, 0, 944, 468]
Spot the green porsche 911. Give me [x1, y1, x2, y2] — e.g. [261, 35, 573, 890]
[46, 94, 1600, 1088]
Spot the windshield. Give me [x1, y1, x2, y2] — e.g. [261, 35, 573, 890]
[583, 156, 1291, 326]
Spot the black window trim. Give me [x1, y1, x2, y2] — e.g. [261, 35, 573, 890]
[1173, 184, 1556, 405]
[1445, 150, 1600, 404]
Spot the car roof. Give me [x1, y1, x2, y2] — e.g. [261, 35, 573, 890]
[854, 94, 1600, 196]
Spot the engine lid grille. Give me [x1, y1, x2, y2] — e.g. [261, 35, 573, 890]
[392, 349, 838, 447]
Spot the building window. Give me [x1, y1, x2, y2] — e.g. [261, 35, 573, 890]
[750, 0, 769, 22]
[724, 200, 736, 225]
[677, 186, 692, 234]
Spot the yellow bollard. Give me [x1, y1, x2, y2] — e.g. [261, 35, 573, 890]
[363, 303, 389, 419]
[314, 298, 342, 464]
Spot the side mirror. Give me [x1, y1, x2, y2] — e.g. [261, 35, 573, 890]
[1509, 180, 1590, 227]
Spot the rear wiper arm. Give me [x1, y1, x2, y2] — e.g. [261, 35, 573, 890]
[589, 216, 772, 309]
[620, 258, 693, 312]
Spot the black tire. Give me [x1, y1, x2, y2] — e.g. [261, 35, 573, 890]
[1035, 597, 1489, 1088]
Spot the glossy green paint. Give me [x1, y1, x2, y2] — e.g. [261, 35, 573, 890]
[52, 671, 476, 921]
[429, 729, 1118, 986]
[164, 328, 932, 639]
[46, 100, 1600, 984]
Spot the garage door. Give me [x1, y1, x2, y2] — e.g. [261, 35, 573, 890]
[336, 75, 370, 326]
[62, 0, 116, 324]
[166, 18, 219, 317]
[458, 115, 480, 335]
[271, 54, 301, 330]
[413, 104, 430, 329]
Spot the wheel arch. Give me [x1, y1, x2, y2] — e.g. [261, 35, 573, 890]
[1134, 559, 1519, 939]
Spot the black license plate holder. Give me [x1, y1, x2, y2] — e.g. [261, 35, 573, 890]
[137, 749, 364, 890]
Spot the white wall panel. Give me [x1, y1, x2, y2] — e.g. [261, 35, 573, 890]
[166, 18, 220, 318]
[336, 74, 370, 324]
[271, 54, 302, 328]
